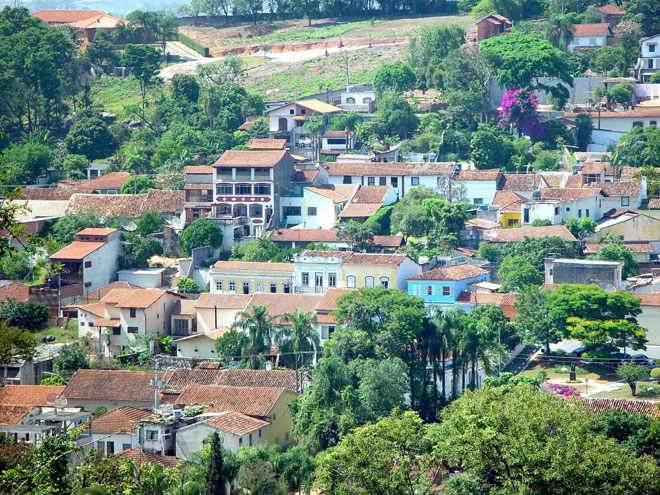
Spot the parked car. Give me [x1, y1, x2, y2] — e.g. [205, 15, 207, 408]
[41, 335, 55, 343]
[630, 354, 652, 366]
[607, 351, 632, 366]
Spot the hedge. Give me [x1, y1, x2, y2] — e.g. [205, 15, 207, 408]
[178, 33, 210, 57]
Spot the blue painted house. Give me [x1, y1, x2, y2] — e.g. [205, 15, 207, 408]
[408, 264, 490, 305]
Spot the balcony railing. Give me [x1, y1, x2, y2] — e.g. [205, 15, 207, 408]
[294, 285, 328, 294]
[208, 215, 248, 226]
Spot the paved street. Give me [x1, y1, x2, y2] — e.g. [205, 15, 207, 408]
[551, 340, 660, 361]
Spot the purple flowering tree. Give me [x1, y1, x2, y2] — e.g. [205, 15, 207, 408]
[499, 88, 546, 140]
[542, 382, 580, 398]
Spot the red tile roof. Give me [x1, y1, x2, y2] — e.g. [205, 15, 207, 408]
[564, 175, 583, 188]
[102, 288, 173, 309]
[212, 261, 294, 272]
[20, 188, 78, 200]
[0, 385, 64, 407]
[636, 292, 660, 307]
[338, 202, 382, 218]
[117, 449, 180, 468]
[62, 370, 171, 403]
[67, 191, 184, 218]
[408, 263, 488, 281]
[465, 218, 500, 229]
[50, 241, 106, 261]
[78, 172, 131, 191]
[213, 150, 288, 168]
[77, 228, 116, 236]
[77, 301, 107, 317]
[85, 281, 141, 301]
[455, 291, 517, 319]
[175, 386, 288, 416]
[164, 369, 298, 395]
[538, 188, 601, 201]
[0, 283, 30, 303]
[205, 411, 270, 435]
[302, 250, 353, 260]
[597, 4, 626, 15]
[91, 406, 153, 433]
[595, 181, 642, 197]
[565, 108, 660, 118]
[325, 162, 455, 177]
[315, 288, 352, 312]
[584, 242, 652, 254]
[352, 185, 390, 204]
[194, 293, 251, 310]
[578, 398, 660, 418]
[247, 293, 323, 324]
[238, 116, 259, 131]
[0, 405, 32, 424]
[345, 253, 410, 266]
[292, 169, 320, 182]
[491, 191, 527, 212]
[185, 166, 213, 174]
[571, 23, 610, 37]
[246, 139, 287, 150]
[501, 174, 547, 191]
[31, 9, 105, 23]
[580, 161, 606, 175]
[305, 185, 356, 203]
[483, 225, 577, 243]
[454, 170, 501, 181]
[373, 235, 404, 247]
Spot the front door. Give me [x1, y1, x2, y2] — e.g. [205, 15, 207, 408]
[315, 273, 323, 292]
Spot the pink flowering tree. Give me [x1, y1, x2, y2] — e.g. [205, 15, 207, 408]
[499, 88, 546, 140]
[542, 382, 580, 398]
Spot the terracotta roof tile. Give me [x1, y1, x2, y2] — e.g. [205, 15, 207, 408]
[315, 313, 337, 324]
[175, 386, 288, 416]
[164, 369, 298, 395]
[117, 448, 180, 468]
[323, 130, 348, 138]
[483, 225, 577, 243]
[305, 185, 356, 203]
[301, 250, 353, 260]
[585, 242, 652, 254]
[185, 166, 213, 174]
[62, 370, 170, 402]
[491, 191, 527, 212]
[0, 385, 64, 407]
[68, 14, 126, 29]
[212, 261, 294, 272]
[501, 174, 546, 191]
[78, 172, 131, 191]
[270, 228, 340, 243]
[580, 161, 607, 175]
[102, 288, 173, 309]
[0, 405, 32, 424]
[0, 284, 30, 303]
[408, 263, 488, 281]
[647, 198, 660, 209]
[593, 181, 642, 196]
[295, 99, 342, 114]
[315, 288, 352, 312]
[373, 235, 404, 247]
[205, 411, 270, 435]
[571, 23, 610, 37]
[564, 175, 583, 188]
[20, 188, 78, 200]
[637, 292, 660, 307]
[292, 169, 319, 182]
[538, 188, 601, 201]
[345, 253, 410, 265]
[465, 218, 500, 229]
[94, 318, 121, 327]
[31, 9, 106, 23]
[246, 139, 287, 150]
[92, 406, 153, 433]
[50, 241, 105, 261]
[540, 174, 566, 188]
[78, 302, 108, 317]
[565, 108, 660, 118]
[194, 294, 251, 310]
[247, 293, 323, 324]
[338, 202, 382, 218]
[77, 228, 116, 236]
[325, 162, 455, 177]
[144, 190, 184, 213]
[454, 247, 478, 257]
[213, 150, 288, 168]
[67, 194, 145, 217]
[578, 398, 660, 418]
[455, 170, 501, 181]
[597, 4, 626, 15]
[455, 291, 517, 306]
[238, 116, 259, 131]
[352, 185, 390, 203]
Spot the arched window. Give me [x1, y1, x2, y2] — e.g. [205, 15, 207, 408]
[363, 97, 372, 104]
[365, 276, 374, 288]
[379, 277, 390, 288]
[346, 97, 356, 104]
[278, 118, 287, 131]
[633, 121, 644, 128]
[346, 275, 356, 289]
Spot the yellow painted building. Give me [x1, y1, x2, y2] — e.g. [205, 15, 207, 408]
[210, 261, 295, 296]
[265, 390, 298, 446]
[194, 293, 251, 332]
[491, 191, 527, 229]
[498, 211, 521, 229]
[341, 253, 422, 292]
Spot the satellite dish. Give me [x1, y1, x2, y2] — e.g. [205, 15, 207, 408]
[121, 220, 137, 232]
[54, 397, 68, 408]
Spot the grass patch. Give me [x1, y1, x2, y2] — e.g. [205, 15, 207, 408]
[243, 55, 268, 68]
[90, 76, 142, 117]
[521, 359, 619, 383]
[553, 364, 588, 375]
[32, 319, 78, 344]
[591, 382, 660, 400]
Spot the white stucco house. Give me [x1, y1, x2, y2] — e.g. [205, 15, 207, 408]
[635, 34, 660, 82]
[453, 169, 502, 205]
[521, 188, 604, 225]
[266, 99, 343, 149]
[567, 23, 612, 53]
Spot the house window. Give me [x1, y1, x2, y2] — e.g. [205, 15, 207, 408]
[80, 321, 85, 326]
[346, 275, 356, 288]
[84, 261, 92, 268]
[174, 319, 189, 334]
[216, 185, 232, 195]
[113, 327, 121, 335]
[239, 438, 243, 445]
[391, 177, 398, 187]
[554, 207, 559, 215]
[379, 277, 390, 288]
[270, 283, 277, 293]
[578, 209, 582, 218]
[301, 109, 306, 115]
[235, 184, 252, 195]
[147, 430, 158, 440]
[367, 177, 375, 186]
[249, 433, 253, 446]
[284, 206, 301, 217]
[106, 442, 114, 455]
[586, 209, 590, 217]
[122, 443, 131, 451]
[650, 60, 655, 69]
[365, 276, 374, 288]
[301, 272, 309, 286]
[328, 273, 337, 288]
[346, 97, 356, 104]
[652, 121, 658, 127]
[127, 327, 138, 334]
[315, 273, 323, 288]
[255, 281, 263, 293]
[216, 205, 231, 216]
[242, 282, 250, 294]
[507, 219, 519, 227]
[425, 285, 433, 296]
[411, 177, 420, 186]
[215, 281, 223, 292]
[284, 283, 291, 293]
[442, 286, 451, 297]
[130, 308, 136, 318]
[307, 207, 317, 216]
[650, 44, 656, 53]
[254, 184, 271, 195]
[621, 196, 630, 206]
[229, 281, 236, 293]
[379, 177, 386, 185]
[343, 175, 352, 184]
[258, 429, 262, 437]
[289, 109, 294, 115]
[85, 282, 92, 288]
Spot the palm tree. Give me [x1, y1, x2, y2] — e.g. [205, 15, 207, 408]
[158, 13, 178, 56]
[277, 309, 320, 369]
[332, 112, 361, 152]
[433, 308, 465, 399]
[231, 305, 277, 369]
[303, 115, 326, 161]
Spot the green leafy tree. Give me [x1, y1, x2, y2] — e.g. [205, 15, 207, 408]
[120, 176, 155, 194]
[575, 113, 593, 150]
[0, 249, 30, 281]
[565, 217, 596, 240]
[469, 124, 515, 169]
[624, 0, 660, 36]
[373, 93, 418, 139]
[501, 235, 577, 272]
[471, 0, 548, 22]
[408, 24, 466, 88]
[331, 111, 361, 151]
[65, 117, 118, 160]
[49, 212, 103, 244]
[236, 458, 286, 495]
[215, 330, 250, 359]
[0, 322, 37, 365]
[591, 233, 638, 279]
[229, 237, 284, 262]
[635, 165, 660, 196]
[0, 298, 49, 330]
[0, 143, 54, 185]
[476, 241, 498, 262]
[124, 234, 163, 268]
[53, 343, 89, 375]
[180, 219, 223, 255]
[123, 44, 161, 119]
[177, 276, 199, 293]
[373, 61, 416, 95]
[480, 33, 572, 103]
[206, 432, 228, 495]
[61, 154, 89, 180]
[514, 285, 561, 352]
[231, 305, 276, 369]
[390, 187, 439, 237]
[86, 40, 119, 67]
[498, 256, 543, 291]
[278, 309, 320, 368]
[616, 362, 649, 396]
[336, 221, 375, 252]
[531, 219, 552, 226]
[136, 210, 164, 235]
[170, 74, 200, 103]
[247, 117, 270, 139]
[41, 375, 66, 386]
[608, 83, 634, 107]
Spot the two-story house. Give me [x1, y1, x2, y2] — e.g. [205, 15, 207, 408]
[408, 264, 490, 307]
[50, 228, 121, 295]
[338, 185, 397, 223]
[183, 166, 213, 225]
[77, 288, 185, 357]
[209, 261, 295, 296]
[636, 34, 660, 82]
[453, 169, 502, 205]
[521, 188, 604, 225]
[211, 150, 295, 247]
[321, 130, 357, 161]
[568, 23, 612, 53]
[476, 14, 512, 42]
[325, 162, 457, 199]
[266, 99, 343, 150]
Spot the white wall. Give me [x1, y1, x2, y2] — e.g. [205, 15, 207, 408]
[641, 36, 660, 58]
[279, 195, 303, 227]
[396, 258, 422, 292]
[117, 271, 164, 289]
[455, 181, 498, 205]
[176, 422, 265, 459]
[82, 231, 121, 294]
[176, 335, 218, 359]
[302, 191, 340, 229]
[568, 35, 606, 53]
[525, 195, 603, 225]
